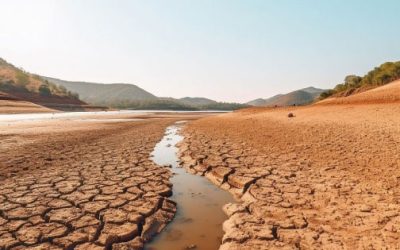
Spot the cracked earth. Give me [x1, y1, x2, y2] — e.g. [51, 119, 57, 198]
[178, 104, 400, 249]
[0, 118, 178, 249]
[2, 104, 400, 250]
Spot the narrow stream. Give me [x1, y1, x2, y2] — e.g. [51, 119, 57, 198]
[146, 123, 234, 250]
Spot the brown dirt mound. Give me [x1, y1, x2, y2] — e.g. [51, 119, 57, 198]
[317, 80, 400, 105]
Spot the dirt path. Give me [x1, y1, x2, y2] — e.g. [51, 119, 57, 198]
[0, 118, 179, 249]
[179, 104, 400, 249]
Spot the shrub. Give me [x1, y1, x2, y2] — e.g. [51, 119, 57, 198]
[15, 70, 29, 86]
[39, 84, 51, 96]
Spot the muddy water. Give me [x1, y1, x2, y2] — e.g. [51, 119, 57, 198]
[146, 124, 234, 250]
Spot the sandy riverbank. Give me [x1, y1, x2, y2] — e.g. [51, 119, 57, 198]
[179, 103, 400, 249]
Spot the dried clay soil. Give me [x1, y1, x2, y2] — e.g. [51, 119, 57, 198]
[179, 102, 400, 249]
[0, 117, 181, 249]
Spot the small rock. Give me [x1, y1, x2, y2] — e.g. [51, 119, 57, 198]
[280, 201, 293, 208]
[360, 204, 372, 212]
[186, 244, 197, 249]
[288, 113, 295, 118]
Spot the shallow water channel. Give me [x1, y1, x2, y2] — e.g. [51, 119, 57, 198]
[146, 123, 234, 250]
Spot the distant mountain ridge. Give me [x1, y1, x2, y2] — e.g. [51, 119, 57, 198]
[43, 77, 157, 106]
[0, 56, 321, 111]
[247, 87, 326, 107]
[44, 76, 248, 110]
[178, 97, 217, 106]
[246, 98, 269, 106]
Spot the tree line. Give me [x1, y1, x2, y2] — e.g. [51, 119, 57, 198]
[107, 99, 249, 111]
[320, 61, 400, 99]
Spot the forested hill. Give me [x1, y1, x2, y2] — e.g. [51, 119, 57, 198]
[320, 61, 400, 99]
[43, 77, 157, 106]
[0, 58, 88, 110]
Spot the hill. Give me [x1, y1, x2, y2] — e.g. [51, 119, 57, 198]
[0, 58, 96, 112]
[260, 94, 285, 106]
[178, 97, 217, 106]
[247, 87, 325, 107]
[320, 61, 400, 100]
[43, 77, 157, 107]
[301, 86, 326, 94]
[269, 90, 314, 106]
[0, 58, 248, 111]
[45, 76, 247, 110]
[317, 79, 400, 105]
[246, 98, 268, 106]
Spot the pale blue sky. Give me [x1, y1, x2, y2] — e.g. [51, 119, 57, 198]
[0, 0, 399, 102]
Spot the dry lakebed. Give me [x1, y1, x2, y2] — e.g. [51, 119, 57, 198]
[1, 103, 400, 250]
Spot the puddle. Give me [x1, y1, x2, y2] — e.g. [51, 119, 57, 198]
[146, 123, 234, 250]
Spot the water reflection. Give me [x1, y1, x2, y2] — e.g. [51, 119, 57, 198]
[147, 124, 234, 250]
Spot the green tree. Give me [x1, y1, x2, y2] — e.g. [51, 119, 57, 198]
[344, 75, 362, 88]
[39, 84, 51, 96]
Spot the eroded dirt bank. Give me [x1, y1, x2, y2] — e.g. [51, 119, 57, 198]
[179, 104, 400, 249]
[0, 117, 183, 249]
[0, 100, 55, 114]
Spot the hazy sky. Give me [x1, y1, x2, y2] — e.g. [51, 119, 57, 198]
[1, 0, 399, 102]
